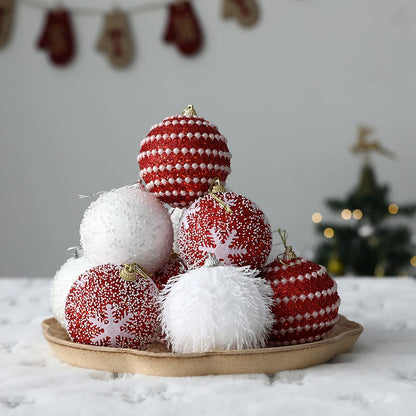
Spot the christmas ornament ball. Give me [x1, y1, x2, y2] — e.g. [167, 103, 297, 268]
[65, 264, 159, 349]
[80, 186, 173, 273]
[159, 260, 274, 353]
[138, 106, 232, 207]
[169, 207, 186, 254]
[50, 255, 94, 328]
[152, 254, 185, 290]
[178, 191, 272, 270]
[263, 257, 340, 346]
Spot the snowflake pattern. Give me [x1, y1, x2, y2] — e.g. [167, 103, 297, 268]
[88, 304, 136, 347]
[178, 192, 272, 270]
[219, 193, 238, 209]
[181, 204, 201, 230]
[198, 228, 247, 265]
[65, 264, 160, 350]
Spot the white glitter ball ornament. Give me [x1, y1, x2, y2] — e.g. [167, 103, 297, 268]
[80, 186, 173, 273]
[50, 255, 94, 328]
[159, 256, 274, 353]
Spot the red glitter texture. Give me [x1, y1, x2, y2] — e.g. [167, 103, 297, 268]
[138, 114, 231, 207]
[178, 192, 272, 270]
[263, 257, 340, 346]
[65, 264, 159, 349]
[152, 255, 186, 290]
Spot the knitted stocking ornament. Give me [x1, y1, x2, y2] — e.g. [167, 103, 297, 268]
[97, 9, 134, 68]
[163, 1, 203, 56]
[222, 0, 259, 27]
[0, 0, 14, 47]
[37, 8, 75, 66]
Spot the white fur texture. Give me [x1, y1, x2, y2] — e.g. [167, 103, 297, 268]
[159, 265, 275, 353]
[50, 256, 94, 328]
[80, 186, 173, 272]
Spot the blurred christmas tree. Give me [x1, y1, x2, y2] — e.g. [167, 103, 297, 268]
[314, 125, 416, 277]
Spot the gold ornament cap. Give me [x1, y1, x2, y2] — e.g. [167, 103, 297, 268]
[120, 264, 137, 281]
[182, 105, 197, 117]
[209, 177, 226, 194]
[119, 263, 152, 281]
[278, 229, 298, 262]
[208, 177, 232, 214]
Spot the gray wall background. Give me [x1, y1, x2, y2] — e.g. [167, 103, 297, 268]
[1, 0, 416, 277]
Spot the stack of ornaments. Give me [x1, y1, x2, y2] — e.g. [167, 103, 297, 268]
[50, 105, 340, 354]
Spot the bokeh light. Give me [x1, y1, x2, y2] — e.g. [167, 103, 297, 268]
[312, 212, 322, 223]
[341, 209, 352, 220]
[352, 209, 363, 220]
[324, 227, 334, 238]
[388, 203, 399, 215]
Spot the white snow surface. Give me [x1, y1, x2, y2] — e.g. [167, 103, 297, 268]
[0, 277, 415, 416]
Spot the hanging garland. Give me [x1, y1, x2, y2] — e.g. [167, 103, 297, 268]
[0, 0, 260, 69]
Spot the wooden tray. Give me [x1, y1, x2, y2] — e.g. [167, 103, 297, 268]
[42, 315, 363, 377]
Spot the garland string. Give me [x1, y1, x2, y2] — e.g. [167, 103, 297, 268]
[18, 0, 180, 16]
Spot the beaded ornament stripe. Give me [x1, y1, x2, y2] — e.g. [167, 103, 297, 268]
[138, 114, 231, 207]
[264, 257, 340, 346]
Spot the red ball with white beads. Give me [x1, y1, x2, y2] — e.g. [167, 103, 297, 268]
[138, 106, 232, 207]
[65, 264, 159, 349]
[178, 191, 272, 270]
[152, 254, 186, 290]
[263, 257, 340, 346]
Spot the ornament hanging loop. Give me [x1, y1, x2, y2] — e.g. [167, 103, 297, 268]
[278, 229, 297, 262]
[208, 177, 233, 214]
[182, 104, 197, 116]
[120, 263, 152, 281]
[204, 253, 221, 267]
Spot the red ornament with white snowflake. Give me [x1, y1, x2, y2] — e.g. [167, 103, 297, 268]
[65, 264, 159, 349]
[138, 105, 232, 208]
[152, 254, 186, 290]
[178, 187, 272, 270]
[263, 232, 340, 346]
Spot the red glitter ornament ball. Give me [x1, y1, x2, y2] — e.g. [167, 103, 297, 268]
[152, 254, 186, 290]
[263, 257, 340, 346]
[138, 106, 232, 207]
[178, 191, 272, 270]
[65, 264, 159, 349]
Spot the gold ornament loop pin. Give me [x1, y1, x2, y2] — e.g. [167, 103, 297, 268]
[182, 104, 197, 117]
[278, 229, 297, 263]
[208, 178, 233, 214]
[120, 263, 152, 281]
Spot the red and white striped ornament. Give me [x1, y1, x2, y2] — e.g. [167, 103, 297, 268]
[65, 264, 159, 350]
[138, 105, 232, 207]
[263, 235, 340, 346]
[178, 188, 272, 270]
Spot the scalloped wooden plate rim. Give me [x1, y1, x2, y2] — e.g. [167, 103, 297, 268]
[42, 314, 363, 376]
[42, 314, 362, 358]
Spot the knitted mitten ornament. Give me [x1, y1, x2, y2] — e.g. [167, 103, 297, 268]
[0, 0, 14, 48]
[37, 8, 75, 66]
[222, 0, 259, 27]
[97, 9, 134, 68]
[163, 1, 203, 56]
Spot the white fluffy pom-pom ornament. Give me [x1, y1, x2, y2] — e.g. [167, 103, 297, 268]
[80, 186, 173, 273]
[159, 256, 274, 353]
[50, 255, 94, 328]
